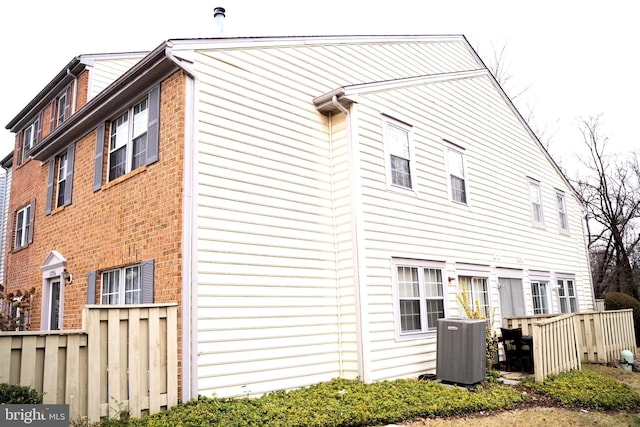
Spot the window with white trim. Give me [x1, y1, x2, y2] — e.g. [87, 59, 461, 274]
[94, 85, 159, 191]
[22, 119, 39, 161]
[459, 276, 489, 317]
[393, 259, 445, 336]
[531, 280, 550, 314]
[528, 179, 544, 227]
[13, 202, 34, 249]
[45, 144, 75, 215]
[445, 145, 467, 204]
[55, 152, 68, 208]
[556, 191, 569, 233]
[101, 264, 142, 304]
[109, 97, 149, 181]
[383, 116, 414, 190]
[557, 276, 578, 313]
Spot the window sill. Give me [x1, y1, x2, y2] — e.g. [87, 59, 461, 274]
[102, 165, 147, 191]
[14, 156, 33, 170]
[11, 243, 32, 254]
[388, 183, 419, 197]
[50, 205, 66, 216]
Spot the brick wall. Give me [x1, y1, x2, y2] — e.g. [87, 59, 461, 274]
[4, 70, 185, 333]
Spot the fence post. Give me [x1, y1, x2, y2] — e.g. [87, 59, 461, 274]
[86, 307, 102, 422]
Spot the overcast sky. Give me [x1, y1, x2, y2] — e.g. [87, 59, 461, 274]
[1, 0, 637, 177]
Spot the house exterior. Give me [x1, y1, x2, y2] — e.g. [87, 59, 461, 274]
[3, 35, 593, 402]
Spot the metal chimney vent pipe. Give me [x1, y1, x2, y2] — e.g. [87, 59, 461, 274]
[214, 7, 226, 36]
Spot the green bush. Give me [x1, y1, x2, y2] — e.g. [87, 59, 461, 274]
[522, 369, 640, 411]
[0, 383, 43, 404]
[604, 291, 640, 346]
[113, 378, 523, 427]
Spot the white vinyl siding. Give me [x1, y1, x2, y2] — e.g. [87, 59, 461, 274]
[194, 46, 344, 398]
[183, 36, 593, 396]
[88, 55, 147, 99]
[350, 72, 591, 381]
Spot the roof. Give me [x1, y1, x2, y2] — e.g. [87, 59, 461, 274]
[5, 52, 149, 132]
[29, 43, 180, 161]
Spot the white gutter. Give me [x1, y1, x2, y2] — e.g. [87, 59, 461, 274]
[330, 95, 370, 382]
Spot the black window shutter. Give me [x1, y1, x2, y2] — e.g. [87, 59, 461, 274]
[27, 199, 35, 244]
[146, 85, 160, 165]
[45, 160, 55, 215]
[93, 124, 105, 192]
[140, 259, 155, 303]
[64, 143, 75, 206]
[87, 271, 96, 304]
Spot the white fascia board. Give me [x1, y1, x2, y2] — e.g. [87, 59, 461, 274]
[166, 34, 467, 51]
[341, 69, 488, 96]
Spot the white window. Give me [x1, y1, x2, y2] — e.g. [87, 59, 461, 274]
[14, 204, 32, 249]
[23, 119, 39, 160]
[55, 152, 68, 208]
[528, 179, 544, 227]
[383, 116, 413, 190]
[531, 281, 550, 314]
[393, 259, 445, 336]
[557, 277, 578, 313]
[446, 145, 467, 204]
[101, 265, 142, 304]
[556, 191, 569, 233]
[459, 276, 489, 317]
[108, 97, 149, 181]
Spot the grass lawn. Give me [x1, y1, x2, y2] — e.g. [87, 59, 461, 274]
[404, 364, 640, 427]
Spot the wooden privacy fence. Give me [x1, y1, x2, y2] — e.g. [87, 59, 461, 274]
[504, 309, 636, 382]
[0, 303, 178, 422]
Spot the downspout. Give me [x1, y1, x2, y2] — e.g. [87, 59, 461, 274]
[328, 111, 344, 377]
[165, 44, 198, 401]
[330, 95, 368, 382]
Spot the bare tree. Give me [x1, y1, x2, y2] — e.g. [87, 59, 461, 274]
[481, 42, 557, 151]
[573, 116, 640, 298]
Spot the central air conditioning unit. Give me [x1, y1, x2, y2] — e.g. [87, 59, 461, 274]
[436, 318, 486, 385]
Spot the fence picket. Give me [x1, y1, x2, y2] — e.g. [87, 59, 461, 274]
[42, 335, 60, 403]
[507, 309, 634, 382]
